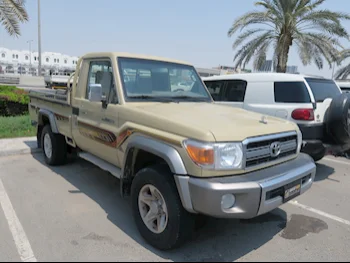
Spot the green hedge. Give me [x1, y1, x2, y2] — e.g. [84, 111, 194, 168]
[0, 85, 29, 117]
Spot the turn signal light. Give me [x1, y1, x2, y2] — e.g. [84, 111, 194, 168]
[292, 109, 314, 121]
[186, 144, 214, 166]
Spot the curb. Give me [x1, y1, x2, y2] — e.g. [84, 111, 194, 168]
[0, 137, 41, 158]
[0, 148, 41, 158]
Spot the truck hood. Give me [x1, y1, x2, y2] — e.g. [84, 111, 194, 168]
[131, 103, 298, 142]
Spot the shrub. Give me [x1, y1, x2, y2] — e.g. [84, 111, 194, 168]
[0, 85, 29, 116]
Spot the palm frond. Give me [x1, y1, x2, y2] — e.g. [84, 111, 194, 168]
[233, 31, 275, 69]
[0, 0, 28, 37]
[335, 64, 350, 79]
[4, 0, 28, 22]
[297, 33, 340, 68]
[338, 49, 350, 62]
[227, 11, 276, 37]
[232, 28, 272, 49]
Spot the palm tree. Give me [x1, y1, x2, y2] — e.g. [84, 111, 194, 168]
[227, 0, 350, 73]
[335, 49, 350, 79]
[0, 0, 28, 37]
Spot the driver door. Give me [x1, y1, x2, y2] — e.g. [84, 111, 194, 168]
[72, 59, 121, 166]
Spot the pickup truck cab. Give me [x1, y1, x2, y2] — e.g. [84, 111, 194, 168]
[29, 52, 316, 250]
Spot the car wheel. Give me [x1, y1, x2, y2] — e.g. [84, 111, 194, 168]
[41, 125, 67, 166]
[325, 93, 350, 145]
[131, 164, 195, 250]
[310, 151, 325, 162]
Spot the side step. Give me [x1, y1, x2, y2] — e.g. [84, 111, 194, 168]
[78, 152, 122, 179]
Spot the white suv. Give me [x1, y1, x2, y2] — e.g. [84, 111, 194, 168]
[202, 73, 350, 161]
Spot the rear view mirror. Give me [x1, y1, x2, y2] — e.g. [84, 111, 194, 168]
[88, 84, 102, 102]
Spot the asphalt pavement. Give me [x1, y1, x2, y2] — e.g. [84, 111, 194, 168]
[0, 152, 349, 262]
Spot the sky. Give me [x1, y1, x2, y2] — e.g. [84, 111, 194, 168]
[0, 0, 350, 78]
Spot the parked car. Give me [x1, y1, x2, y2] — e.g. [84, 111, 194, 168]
[202, 73, 350, 162]
[336, 81, 350, 94]
[28, 53, 316, 250]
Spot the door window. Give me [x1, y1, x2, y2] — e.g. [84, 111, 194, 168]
[305, 78, 341, 102]
[274, 82, 311, 103]
[86, 60, 118, 104]
[203, 80, 225, 101]
[222, 80, 247, 102]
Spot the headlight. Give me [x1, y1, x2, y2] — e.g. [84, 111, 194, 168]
[183, 139, 243, 170]
[297, 128, 303, 153]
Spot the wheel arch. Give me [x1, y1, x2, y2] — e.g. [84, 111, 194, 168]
[120, 134, 187, 197]
[37, 109, 59, 148]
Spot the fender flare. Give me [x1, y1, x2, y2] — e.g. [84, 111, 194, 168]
[121, 134, 188, 176]
[38, 109, 59, 133]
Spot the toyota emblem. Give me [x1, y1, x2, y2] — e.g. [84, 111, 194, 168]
[270, 142, 281, 158]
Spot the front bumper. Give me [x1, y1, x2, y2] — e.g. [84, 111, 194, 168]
[174, 153, 316, 219]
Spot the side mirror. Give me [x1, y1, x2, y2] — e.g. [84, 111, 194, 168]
[101, 95, 108, 109]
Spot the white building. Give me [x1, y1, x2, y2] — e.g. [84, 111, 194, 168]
[0, 46, 79, 76]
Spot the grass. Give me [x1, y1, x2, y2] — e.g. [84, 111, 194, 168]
[0, 115, 36, 139]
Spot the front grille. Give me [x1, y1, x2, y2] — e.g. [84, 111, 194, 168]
[245, 134, 297, 168]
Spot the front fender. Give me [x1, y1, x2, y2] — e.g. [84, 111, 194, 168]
[122, 134, 187, 175]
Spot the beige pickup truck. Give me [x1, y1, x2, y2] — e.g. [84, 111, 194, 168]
[28, 52, 316, 250]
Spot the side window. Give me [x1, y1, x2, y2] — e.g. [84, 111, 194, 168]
[222, 80, 247, 102]
[204, 80, 225, 101]
[274, 82, 311, 103]
[86, 60, 118, 104]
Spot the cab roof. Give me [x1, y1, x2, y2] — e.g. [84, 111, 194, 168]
[81, 52, 192, 66]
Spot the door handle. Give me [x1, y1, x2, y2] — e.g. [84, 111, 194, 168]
[101, 117, 115, 124]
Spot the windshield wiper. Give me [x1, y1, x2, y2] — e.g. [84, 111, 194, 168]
[171, 96, 209, 102]
[128, 95, 173, 102]
[128, 95, 209, 103]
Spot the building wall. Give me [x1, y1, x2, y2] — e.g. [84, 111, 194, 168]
[0, 47, 79, 76]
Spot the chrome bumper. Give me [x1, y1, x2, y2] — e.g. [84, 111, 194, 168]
[174, 153, 316, 219]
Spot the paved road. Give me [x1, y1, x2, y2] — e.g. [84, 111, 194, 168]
[0, 153, 349, 262]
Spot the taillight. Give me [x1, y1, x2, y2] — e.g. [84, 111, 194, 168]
[292, 109, 314, 121]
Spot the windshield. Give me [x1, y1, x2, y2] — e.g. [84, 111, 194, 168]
[117, 57, 212, 102]
[305, 78, 341, 103]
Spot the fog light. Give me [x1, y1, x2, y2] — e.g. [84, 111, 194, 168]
[221, 194, 236, 210]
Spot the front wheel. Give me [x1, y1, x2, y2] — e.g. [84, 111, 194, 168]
[131, 164, 195, 250]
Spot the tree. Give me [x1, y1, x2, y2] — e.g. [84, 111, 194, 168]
[335, 49, 350, 79]
[0, 0, 28, 37]
[227, 0, 350, 73]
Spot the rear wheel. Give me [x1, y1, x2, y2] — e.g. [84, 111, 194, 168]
[41, 125, 67, 166]
[131, 164, 195, 250]
[325, 93, 350, 146]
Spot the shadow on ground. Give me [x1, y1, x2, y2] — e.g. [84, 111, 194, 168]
[314, 163, 335, 182]
[31, 153, 288, 262]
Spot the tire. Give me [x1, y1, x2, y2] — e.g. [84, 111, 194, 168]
[41, 125, 67, 166]
[325, 93, 350, 145]
[131, 164, 195, 250]
[310, 151, 325, 162]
